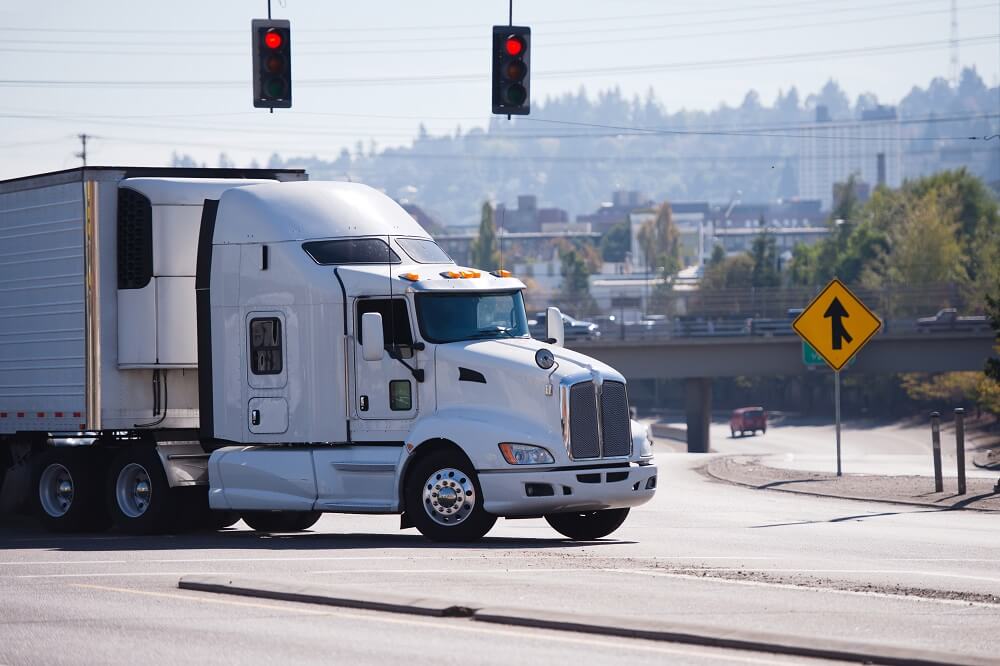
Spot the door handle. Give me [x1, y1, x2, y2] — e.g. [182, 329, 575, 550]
[251, 409, 260, 426]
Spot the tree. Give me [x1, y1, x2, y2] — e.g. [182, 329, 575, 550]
[986, 283, 1000, 386]
[702, 254, 754, 291]
[885, 186, 966, 287]
[558, 246, 597, 314]
[600, 222, 630, 263]
[470, 201, 500, 270]
[750, 229, 780, 288]
[636, 203, 681, 278]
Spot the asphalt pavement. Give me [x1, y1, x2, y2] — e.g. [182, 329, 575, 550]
[2, 446, 999, 665]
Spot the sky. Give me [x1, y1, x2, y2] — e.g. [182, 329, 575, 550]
[1, 0, 998, 180]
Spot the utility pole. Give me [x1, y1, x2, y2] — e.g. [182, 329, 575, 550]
[75, 134, 89, 167]
[949, 0, 959, 86]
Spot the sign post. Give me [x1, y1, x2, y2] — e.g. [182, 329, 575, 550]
[793, 279, 882, 476]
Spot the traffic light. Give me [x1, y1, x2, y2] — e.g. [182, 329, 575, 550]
[252, 18, 292, 109]
[492, 26, 530, 115]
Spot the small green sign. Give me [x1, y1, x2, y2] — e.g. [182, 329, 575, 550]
[802, 342, 825, 366]
[803, 342, 855, 368]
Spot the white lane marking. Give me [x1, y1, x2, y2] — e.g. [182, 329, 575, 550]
[306, 568, 596, 575]
[7, 571, 235, 579]
[608, 569, 1000, 610]
[72, 583, 797, 665]
[3, 555, 998, 566]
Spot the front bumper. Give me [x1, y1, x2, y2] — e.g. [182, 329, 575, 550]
[478, 462, 658, 516]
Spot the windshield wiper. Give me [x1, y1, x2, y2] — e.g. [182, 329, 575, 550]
[467, 327, 516, 340]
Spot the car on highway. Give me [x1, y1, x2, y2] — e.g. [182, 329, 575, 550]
[530, 311, 601, 341]
[916, 308, 991, 333]
[730, 407, 767, 437]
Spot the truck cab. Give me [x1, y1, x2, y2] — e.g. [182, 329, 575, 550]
[200, 181, 657, 540]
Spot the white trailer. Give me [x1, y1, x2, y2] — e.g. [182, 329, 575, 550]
[0, 167, 657, 541]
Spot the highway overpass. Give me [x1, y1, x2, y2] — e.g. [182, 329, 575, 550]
[571, 330, 996, 452]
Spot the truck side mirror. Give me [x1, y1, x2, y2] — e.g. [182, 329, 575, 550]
[546, 306, 564, 347]
[361, 312, 385, 361]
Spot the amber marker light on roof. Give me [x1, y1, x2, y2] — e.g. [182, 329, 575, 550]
[491, 269, 512, 278]
[460, 270, 481, 278]
[400, 273, 420, 281]
[440, 271, 462, 279]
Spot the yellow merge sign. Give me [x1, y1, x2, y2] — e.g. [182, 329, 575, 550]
[792, 278, 881, 371]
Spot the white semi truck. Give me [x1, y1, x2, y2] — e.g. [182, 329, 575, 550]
[0, 167, 657, 541]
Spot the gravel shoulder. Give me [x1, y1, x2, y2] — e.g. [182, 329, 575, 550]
[704, 455, 1000, 511]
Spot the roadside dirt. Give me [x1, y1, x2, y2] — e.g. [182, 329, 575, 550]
[703, 455, 1000, 511]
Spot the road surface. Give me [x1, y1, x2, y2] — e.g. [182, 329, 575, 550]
[2, 451, 998, 665]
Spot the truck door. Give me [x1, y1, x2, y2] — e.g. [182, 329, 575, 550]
[245, 311, 289, 435]
[353, 297, 418, 421]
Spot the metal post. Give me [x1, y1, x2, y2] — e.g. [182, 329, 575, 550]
[930, 411, 943, 492]
[835, 370, 842, 477]
[954, 408, 966, 495]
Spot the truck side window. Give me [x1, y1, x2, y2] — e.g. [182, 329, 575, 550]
[356, 299, 414, 359]
[249, 317, 283, 375]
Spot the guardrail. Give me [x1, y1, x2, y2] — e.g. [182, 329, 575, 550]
[548, 317, 993, 343]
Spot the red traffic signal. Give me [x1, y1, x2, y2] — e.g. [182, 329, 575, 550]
[492, 26, 530, 116]
[264, 30, 282, 49]
[251, 18, 292, 109]
[505, 36, 524, 56]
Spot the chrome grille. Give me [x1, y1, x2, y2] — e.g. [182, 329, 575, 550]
[568, 381, 601, 459]
[567, 379, 632, 459]
[600, 381, 631, 457]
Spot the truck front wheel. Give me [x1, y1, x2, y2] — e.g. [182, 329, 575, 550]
[545, 508, 630, 540]
[35, 449, 111, 532]
[405, 450, 496, 542]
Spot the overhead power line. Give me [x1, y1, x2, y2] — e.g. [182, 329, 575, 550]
[0, 0, 955, 36]
[0, 35, 995, 89]
[4, 2, 992, 57]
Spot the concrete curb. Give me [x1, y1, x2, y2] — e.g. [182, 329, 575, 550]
[703, 456, 1000, 512]
[178, 575, 476, 617]
[177, 575, 989, 666]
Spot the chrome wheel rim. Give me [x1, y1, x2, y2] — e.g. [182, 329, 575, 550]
[39, 463, 74, 517]
[422, 467, 475, 526]
[116, 463, 152, 518]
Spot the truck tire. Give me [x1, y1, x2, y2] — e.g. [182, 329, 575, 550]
[404, 450, 496, 542]
[35, 449, 111, 532]
[545, 508, 629, 541]
[241, 511, 320, 532]
[106, 447, 176, 534]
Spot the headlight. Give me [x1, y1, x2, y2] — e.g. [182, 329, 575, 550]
[641, 431, 654, 458]
[633, 421, 654, 458]
[499, 443, 555, 465]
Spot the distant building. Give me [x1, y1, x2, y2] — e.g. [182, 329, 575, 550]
[435, 230, 599, 269]
[578, 189, 654, 235]
[798, 105, 901, 209]
[496, 195, 569, 233]
[713, 226, 830, 256]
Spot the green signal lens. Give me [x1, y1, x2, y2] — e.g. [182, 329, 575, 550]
[264, 78, 287, 98]
[504, 83, 527, 106]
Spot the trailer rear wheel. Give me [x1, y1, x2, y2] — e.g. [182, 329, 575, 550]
[241, 511, 320, 532]
[405, 450, 496, 542]
[545, 508, 629, 541]
[107, 448, 175, 534]
[35, 449, 111, 532]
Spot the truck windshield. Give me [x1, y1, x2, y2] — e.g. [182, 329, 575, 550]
[416, 291, 529, 343]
